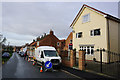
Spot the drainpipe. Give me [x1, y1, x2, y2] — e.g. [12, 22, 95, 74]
[107, 19, 110, 63]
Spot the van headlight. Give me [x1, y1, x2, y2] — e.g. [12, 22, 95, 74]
[59, 58, 62, 63]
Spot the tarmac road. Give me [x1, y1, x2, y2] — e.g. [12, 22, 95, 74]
[2, 52, 77, 79]
[2, 52, 115, 80]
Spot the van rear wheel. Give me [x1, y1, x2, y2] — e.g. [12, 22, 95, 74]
[42, 62, 44, 65]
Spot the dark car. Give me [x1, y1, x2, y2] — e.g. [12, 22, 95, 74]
[20, 52, 25, 57]
[2, 52, 10, 58]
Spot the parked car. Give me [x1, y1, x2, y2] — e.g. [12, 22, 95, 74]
[2, 52, 10, 58]
[20, 52, 25, 57]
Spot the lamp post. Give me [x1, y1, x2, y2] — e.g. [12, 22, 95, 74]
[8, 42, 10, 51]
[0, 34, 3, 43]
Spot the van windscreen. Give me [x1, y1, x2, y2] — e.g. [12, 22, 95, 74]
[44, 50, 58, 57]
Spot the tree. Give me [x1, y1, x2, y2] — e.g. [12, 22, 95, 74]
[0, 37, 7, 44]
[33, 39, 35, 42]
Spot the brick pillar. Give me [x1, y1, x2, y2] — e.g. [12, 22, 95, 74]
[79, 50, 85, 70]
[70, 50, 74, 67]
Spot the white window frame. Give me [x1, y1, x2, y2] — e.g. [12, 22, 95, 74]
[82, 13, 90, 23]
[78, 32, 82, 38]
[91, 30, 94, 36]
[79, 45, 94, 55]
[76, 32, 82, 38]
[90, 29, 101, 36]
[76, 33, 78, 38]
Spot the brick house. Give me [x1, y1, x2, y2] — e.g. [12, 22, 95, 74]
[29, 41, 36, 57]
[64, 32, 73, 51]
[57, 39, 65, 54]
[36, 30, 65, 53]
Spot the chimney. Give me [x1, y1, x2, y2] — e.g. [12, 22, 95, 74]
[50, 29, 54, 35]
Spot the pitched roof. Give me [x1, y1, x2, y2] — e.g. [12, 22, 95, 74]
[30, 41, 36, 46]
[70, 4, 120, 27]
[38, 34, 59, 46]
[66, 32, 72, 41]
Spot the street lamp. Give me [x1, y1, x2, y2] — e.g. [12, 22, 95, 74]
[8, 42, 10, 51]
[0, 34, 3, 43]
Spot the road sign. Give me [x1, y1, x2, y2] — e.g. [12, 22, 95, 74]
[45, 61, 52, 69]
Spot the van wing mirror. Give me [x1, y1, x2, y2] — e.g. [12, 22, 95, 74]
[41, 55, 44, 58]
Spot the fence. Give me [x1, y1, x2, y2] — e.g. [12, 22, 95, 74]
[60, 49, 120, 79]
[85, 48, 120, 79]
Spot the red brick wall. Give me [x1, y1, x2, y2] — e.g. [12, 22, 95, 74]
[62, 60, 71, 67]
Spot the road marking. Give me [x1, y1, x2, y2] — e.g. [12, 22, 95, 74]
[61, 69, 86, 80]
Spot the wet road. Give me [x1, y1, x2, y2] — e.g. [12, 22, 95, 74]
[2, 52, 76, 79]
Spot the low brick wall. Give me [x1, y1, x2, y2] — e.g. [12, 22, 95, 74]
[62, 59, 71, 67]
[61, 50, 85, 70]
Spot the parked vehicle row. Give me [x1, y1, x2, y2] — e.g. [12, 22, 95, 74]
[18, 51, 25, 57]
[18, 46, 62, 69]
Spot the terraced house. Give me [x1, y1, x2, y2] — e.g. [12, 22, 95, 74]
[70, 4, 120, 63]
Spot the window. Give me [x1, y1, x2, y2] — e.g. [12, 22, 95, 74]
[91, 30, 94, 36]
[44, 50, 58, 57]
[41, 51, 44, 58]
[91, 29, 100, 36]
[94, 29, 100, 36]
[57, 42, 59, 46]
[76, 32, 82, 38]
[78, 32, 82, 38]
[37, 41, 39, 46]
[82, 13, 90, 23]
[76, 33, 78, 38]
[80, 46, 94, 55]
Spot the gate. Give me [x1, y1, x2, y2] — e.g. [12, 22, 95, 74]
[74, 51, 79, 68]
[85, 48, 120, 79]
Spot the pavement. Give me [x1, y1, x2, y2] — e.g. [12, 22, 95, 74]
[2, 52, 116, 80]
[61, 66, 116, 80]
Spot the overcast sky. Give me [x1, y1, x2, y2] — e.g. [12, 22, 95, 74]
[2, 2, 119, 46]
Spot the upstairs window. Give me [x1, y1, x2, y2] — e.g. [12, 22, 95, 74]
[91, 29, 101, 36]
[78, 32, 82, 38]
[76, 32, 82, 38]
[94, 29, 100, 36]
[82, 13, 90, 23]
[76, 33, 78, 38]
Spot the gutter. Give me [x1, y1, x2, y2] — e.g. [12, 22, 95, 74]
[106, 19, 110, 63]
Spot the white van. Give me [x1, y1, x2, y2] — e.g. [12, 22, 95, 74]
[33, 46, 61, 68]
